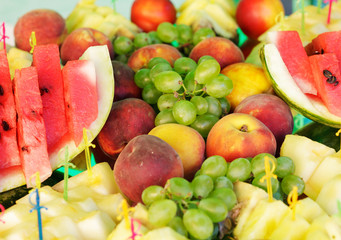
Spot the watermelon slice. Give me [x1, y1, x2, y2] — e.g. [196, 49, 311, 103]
[267, 31, 317, 95]
[32, 44, 69, 155]
[0, 49, 21, 170]
[13, 67, 52, 188]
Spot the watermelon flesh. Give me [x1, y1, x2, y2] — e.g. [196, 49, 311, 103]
[62, 60, 98, 146]
[309, 53, 341, 117]
[32, 44, 69, 155]
[13, 67, 52, 187]
[267, 31, 317, 95]
[0, 49, 21, 170]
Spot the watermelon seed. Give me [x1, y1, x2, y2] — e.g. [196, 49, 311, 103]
[40, 87, 49, 96]
[0, 85, 3, 96]
[21, 146, 28, 152]
[321, 49, 324, 54]
[323, 70, 333, 78]
[1, 120, 9, 131]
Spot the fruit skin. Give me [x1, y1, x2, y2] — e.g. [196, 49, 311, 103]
[148, 123, 205, 180]
[113, 134, 184, 203]
[221, 62, 273, 110]
[236, 0, 285, 40]
[111, 61, 141, 102]
[127, 44, 182, 72]
[60, 28, 114, 64]
[14, 9, 67, 52]
[234, 93, 293, 155]
[97, 98, 156, 159]
[131, 0, 176, 32]
[206, 113, 276, 162]
[189, 37, 244, 69]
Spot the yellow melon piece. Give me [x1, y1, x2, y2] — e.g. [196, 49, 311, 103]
[295, 197, 327, 223]
[107, 217, 149, 240]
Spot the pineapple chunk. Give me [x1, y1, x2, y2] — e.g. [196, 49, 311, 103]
[315, 174, 341, 215]
[140, 227, 189, 240]
[0, 203, 34, 233]
[95, 193, 125, 223]
[295, 197, 327, 223]
[16, 185, 63, 206]
[43, 215, 83, 239]
[7, 47, 33, 79]
[107, 217, 149, 240]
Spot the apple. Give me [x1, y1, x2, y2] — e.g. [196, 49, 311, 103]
[113, 134, 184, 203]
[97, 98, 156, 159]
[14, 9, 67, 52]
[234, 93, 294, 155]
[206, 113, 276, 162]
[131, 0, 177, 32]
[236, 0, 285, 40]
[148, 123, 205, 180]
[189, 37, 244, 69]
[60, 28, 114, 64]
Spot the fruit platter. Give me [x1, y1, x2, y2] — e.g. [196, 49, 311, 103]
[1, 0, 341, 239]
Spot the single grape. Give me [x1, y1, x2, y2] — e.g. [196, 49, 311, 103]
[214, 176, 233, 189]
[157, 22, 178, 43]
[218, 97, 231, 116]
[154, 71, 183, 93]
[148, 31, 162, 44]
[142, 185, 165, 205]
[198, 197, 228, 223]
[168, 216, 188, 237]
[275, 156, 295, 179]
[176, 24, 193, 44]
[183, 70, 204, 94]
[281, 174, 305, 196]
[114, 54, 128, 63]
[183, 209, 214, 240]
[251, 153, 278, 177]
[134, 32, 152, 48]
[205, 74, 233, 98]
[113, 36, 134, 55]
[200, 155, 228, 180]
[193, 28, 216, 46]
[194, 59, 221, 84]
[190, 113, 219, 138]
[190, 96, 208, 115]
[191, 174, 214, 199]
[226, 158, 252, 182]
[208, 187, 237, 211]
[172, 100, 197, 125]
[142, 83, 162, 104]
[197, 55, 215, 65]
[149, 62, 173, 81]
[174, 57, 197, 76]
[148, 199, 178, 227]
[252, 172, 280, 194]
[148, 57, 169, 69]
[155, 108, 177, 126]
[165, 177, 193, 200]
[134, 68, 152, 88]
[205, 96, 222, 117]
[157, 94, 178, 111]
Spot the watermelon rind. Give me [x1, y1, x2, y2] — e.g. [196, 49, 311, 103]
[260, 43, 341, 128]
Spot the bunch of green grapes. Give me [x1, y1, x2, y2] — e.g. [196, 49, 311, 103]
[141, 155, 237, 240]
[134, 56, 232, 138]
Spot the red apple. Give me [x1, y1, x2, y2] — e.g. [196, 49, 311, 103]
[206, 113, 276, 162]
[131, 0, 177, 32]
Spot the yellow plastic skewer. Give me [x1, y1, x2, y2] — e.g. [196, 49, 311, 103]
[260, 156, 277, 202]
[29, 31, 36, 54]
[287, 186, 298, 221]
[117, 199, 135, 229]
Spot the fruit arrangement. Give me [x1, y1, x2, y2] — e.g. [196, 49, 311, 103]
[1, 0, 341, 239]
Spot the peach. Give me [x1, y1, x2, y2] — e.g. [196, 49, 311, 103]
[14, 9, 67, 52]
[127, 43, 182, 72]
[60, 28, 114, 64]
[113, 134, 184, 203]
[206, 113, 276, 162]
[148, 123, 205, 180]
[234, 94, 294, 155]
[189, 37, 244, 69]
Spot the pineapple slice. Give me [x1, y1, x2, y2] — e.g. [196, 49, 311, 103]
[107, 217, 149, 240]
[43, 215, 83, 239]
[0, 203, 34, 233]
[295, 197, 328, 223]
[94, 193, 125, 223]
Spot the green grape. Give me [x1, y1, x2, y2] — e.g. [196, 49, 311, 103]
[194, 59, 221, 84]
[252, 172, 280, 194]
[134, 68, 152, 88]
[148, 199, 178, 227]
[148, 57, 169, 69]
[273, 185, 284, 201]
[183, 209, 214, 240]
[168, 216, 188, 237]
[142, 185, 165, 205]
[114, 54, 128, 63]
[214, 176, 233, 189]
[208, 187, 237, 211]
[218, 97, 231, 116]
[251, 153, 278, 177]
[157, 22, 179, 43]
[190, 113, 219, 138]
[205, 96, 222, 117]
[183, 70, 204, 94]
[149, 62, 173, 81]
[200, 155, 228, 180]
[148, 31, 162, 44]
[275, 156, 295, 179]
[142, 83, 162, 104]
[281, 174, 305, 196]
[157, 94, 178, 111]
[198, 197, 228, 223]
[172, 100, 197, 125]
[155, 108, 177, 126]
[134, 32, 152, 48]
[165, 177, 193, 200]
[113, 36, 134, 55]
[191, 174, 214, 199]
[190, 96, 208, 115]
[193, 27, 216, 46]
[205, 74, 233, 98]
[154, 71, 183, 93]
[176, 24, 193, 44]
[197, 55, 215, 65]
[226, 158, 252, 182]
[174, 57, 197, 76]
